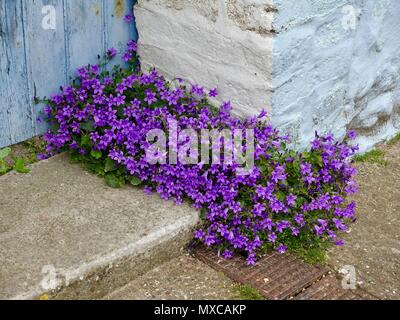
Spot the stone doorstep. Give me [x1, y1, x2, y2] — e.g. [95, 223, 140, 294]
[0, 154, 199, 300]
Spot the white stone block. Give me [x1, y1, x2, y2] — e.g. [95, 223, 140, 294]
[135, 0, 400, 152]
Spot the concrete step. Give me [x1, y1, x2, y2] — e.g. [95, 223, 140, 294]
[102, 254, 240, 300]
[0, 154, 198, 300]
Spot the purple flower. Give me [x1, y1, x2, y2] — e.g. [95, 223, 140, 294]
[37, 153, 48, 161]
[268, 233, 277, 243]
[286, 194, 297, 207]
[91, 65, 100, 75]
[258, 109, 268, 119]
[269, 198, 286, 213]
[204, 235, 216, 246]
[347, 130, 357, 140]
[76, 67, 87, 78]
[144, 90, 157, 105]
[107, 47, 117, 58]
[277, 244, 287, 254]
[122, 52, 133, 62]
[253, 203, 265, 216]
[127, 40, 137, 52]
[209, 88, 218, 97]
[104, 77, 113, 85]
[44, 105, 53, 115]
[124, 14, 134, 23]
[246, 253, 257, 266]
[271, 164, 287, 182]
[41, 39, 358, 265]
[116, 83, 126, 94]
[294, 214, 304, 225]
[194, 229, 205, 240]
[191, 84, 205, 97]
[220, 101, 232, 114]
[291, 228, 300, 236]
[335, 239, 345, 246]
[222, 249, 234, 259]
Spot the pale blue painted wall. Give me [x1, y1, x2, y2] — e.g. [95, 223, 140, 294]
[0, 0, 137, 148]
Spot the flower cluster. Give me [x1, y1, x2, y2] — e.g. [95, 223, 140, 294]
[40, 41, 359, 265]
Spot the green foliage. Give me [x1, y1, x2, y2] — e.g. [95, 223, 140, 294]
[0, 146, 36, 175]
[248, 142, 340, 261]
[81, 120, 94, 132]
[105, 174, 125, 188]
[387, 132, 400, 146]
[90, 150, 102, 160]
[285, 238, 329, 265]
[236, 284, 265, 300]
[104, 158, 117, 173]
[0, 147, 11, 159]
[21, 138, 47, 164]
[14, 158, 31, 174]
[69, 149, 131, 189]
[0, 147, 11, 174]
[1, 138, 46, 176]
[129, 176, 142, 186]
[38, 41, 359, 263]
[354, 149, 387, 165]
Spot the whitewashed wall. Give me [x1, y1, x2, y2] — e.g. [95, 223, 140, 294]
[135, 0, 274, 116]
[135, 0, 400, 152]
[272, 0, 400, 151]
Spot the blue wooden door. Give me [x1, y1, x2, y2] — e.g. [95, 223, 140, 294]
[0, 0, 137, 148]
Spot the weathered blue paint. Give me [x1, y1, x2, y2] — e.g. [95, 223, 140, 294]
[0, 0, 137, 148]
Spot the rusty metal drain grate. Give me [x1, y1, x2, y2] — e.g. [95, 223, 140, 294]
[193, 246, 368, 300]
[294, 274, 352, 300]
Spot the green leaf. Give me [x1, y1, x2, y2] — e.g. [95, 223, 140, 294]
[80, 135, 91, 147]
[104, 158, 117, 172]
[84, 161, 105, 175]
[105, 174, 124, 188]
[303, 151, 310, 160]
[14, 158, 30, 174]
[81, 120, 94, 132]
[69, 151, 82, 163]
[276, 191, 286, 202]
[0, 147, 11, 160]
[0, 161, 8, 174]
[90, 150, 102, 159]
[313, 154, 323, 167]
[200, 208, 207, 219]
[129, 175, 142, 186]
[84, 162, 96, 173]
[116, 106, 125, 118]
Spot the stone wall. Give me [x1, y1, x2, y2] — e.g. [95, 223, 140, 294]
[272, 0, 400, 151]
[135, 0, 400, 152]
[134, 0, 274, 116]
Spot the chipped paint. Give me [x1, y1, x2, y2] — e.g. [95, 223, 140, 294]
[114, 0, 125, 18]
[93, 3, 101, 16]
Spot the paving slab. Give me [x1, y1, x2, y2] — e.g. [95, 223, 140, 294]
[327, 142, 400, 300]
[0, 154, 198, 300]
[103, 255, 239, 300]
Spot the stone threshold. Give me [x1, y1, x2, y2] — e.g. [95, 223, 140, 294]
[0, 154, 199, 300]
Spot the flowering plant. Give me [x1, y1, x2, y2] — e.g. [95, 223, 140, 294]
[38, 40, 359, 265]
